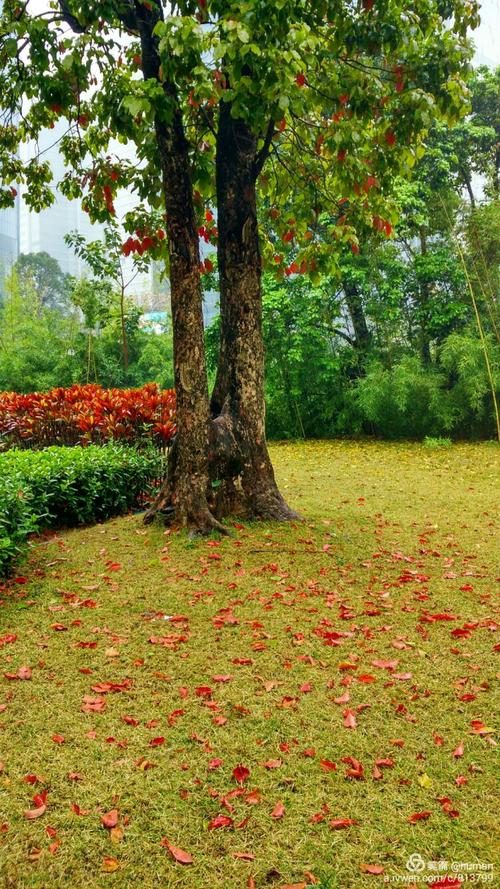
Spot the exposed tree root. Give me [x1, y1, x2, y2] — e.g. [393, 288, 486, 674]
[143, 411, 301, 531]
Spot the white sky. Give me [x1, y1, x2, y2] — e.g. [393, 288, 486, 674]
[472, 0, 499, 65]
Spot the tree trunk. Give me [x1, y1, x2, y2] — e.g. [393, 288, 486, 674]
[136, 7, 223, 532]
[120, 284, 129, 372]
[212, 104, 299, 520]
[343, 279, 372, 352]
[418, 226, 432, 365]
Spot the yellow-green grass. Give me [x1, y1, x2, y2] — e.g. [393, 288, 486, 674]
[0, 441, 498, 889]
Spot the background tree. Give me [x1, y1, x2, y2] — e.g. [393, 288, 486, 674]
[67, 224, 152, 373]
[13, 251, 72, 313]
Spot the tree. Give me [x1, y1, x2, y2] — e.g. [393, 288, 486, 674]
[67, 223, 152, 372]
[0, 0, 478, 530]
[14, 251, 72, 312]
[0, 269, 77, 392]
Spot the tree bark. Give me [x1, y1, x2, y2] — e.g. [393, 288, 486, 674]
[212, 103, 299, 520]
[135, 4, 222, 532]
[343, 279, 372, 352]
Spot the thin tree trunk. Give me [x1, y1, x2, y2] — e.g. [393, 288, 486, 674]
[213, 104, 299, 520]
[120, 284, 129, 372]
[460, 166, 476, 208]
[418, 226, 432, 365]
[343, 279, 371, 352]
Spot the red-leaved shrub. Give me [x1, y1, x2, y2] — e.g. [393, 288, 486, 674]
[0, 384, 176, 451]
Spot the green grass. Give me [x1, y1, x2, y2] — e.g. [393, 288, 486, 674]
[0, 441, 498, 889]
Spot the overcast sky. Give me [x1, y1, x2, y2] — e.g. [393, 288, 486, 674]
[471, 0, 499, 65]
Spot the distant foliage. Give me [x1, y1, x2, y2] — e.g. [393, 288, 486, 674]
[0, 444, 163, 576]
[355, 358, 453, 440]
[0, 384, 176, 452]
[424, 436, 453, 448]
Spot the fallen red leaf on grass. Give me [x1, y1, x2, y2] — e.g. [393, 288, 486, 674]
[4, 665, 31, 680]
[160, 839, 193, 864]
[208, 814, 233, 830]
[343, 708, 357, 729]
[91, 680, 132, 694]
[102, 857, 120, 873]
[408, 811, 432, 823]
[453, 741, 464, 758]
[329, 818, 357, 829]
[360, 863, 384, 874]
[101, 809, 119, 829]
[233, 765, 250, 784]
[319, 759, 337, 772]
[24, 791, 47, 820]
[52, 734, 65, 744]
[81, 695, 106, 713]
[341, 756, 364, 779]
[271, 801, 285, 818]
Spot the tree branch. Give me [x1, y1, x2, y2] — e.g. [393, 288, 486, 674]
[253, 119, 275, 178]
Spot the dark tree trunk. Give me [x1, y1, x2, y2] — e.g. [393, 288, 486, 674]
[211, 104, 299, 520]
[135, 6, 223, 532]
[343, 279, 372, 352]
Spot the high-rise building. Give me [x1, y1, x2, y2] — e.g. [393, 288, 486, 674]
[0, 201, 19, 297]
[19, 121, 103, 277]
[19, 124, 169, 307]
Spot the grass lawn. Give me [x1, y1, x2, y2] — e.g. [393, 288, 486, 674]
[0, 441, 498, 889]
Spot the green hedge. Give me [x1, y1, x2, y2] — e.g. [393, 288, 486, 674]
[0, 444, 163, 576]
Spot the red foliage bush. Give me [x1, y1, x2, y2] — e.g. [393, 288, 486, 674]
[0, 384, 176, 451]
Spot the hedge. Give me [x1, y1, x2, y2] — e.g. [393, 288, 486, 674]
[0, 444, 163, 576]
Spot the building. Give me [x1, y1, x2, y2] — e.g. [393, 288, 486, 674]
[0, 202, 19, 298]
[19, 121, 103, 278]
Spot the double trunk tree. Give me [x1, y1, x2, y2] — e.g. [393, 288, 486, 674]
[0, 0, 477, 532]
[136, 9, 296, 529]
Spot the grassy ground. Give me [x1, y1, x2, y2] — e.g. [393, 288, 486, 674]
[0, 441, 498, 889]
